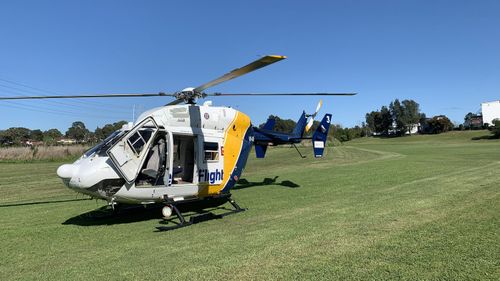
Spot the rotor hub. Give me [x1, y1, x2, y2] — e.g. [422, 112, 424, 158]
[173, 87, 207, 104]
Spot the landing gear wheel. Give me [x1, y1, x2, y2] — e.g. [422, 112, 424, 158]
[162, 205, 173, 218]
[156, 195, 247, 232]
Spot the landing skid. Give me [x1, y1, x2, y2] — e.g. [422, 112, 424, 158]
[155, 195, 246, 231]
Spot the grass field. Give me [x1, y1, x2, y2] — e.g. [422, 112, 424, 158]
[1, 130, 499, 280]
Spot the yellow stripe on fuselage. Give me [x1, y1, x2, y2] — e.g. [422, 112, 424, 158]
[202, 111, 251, 195]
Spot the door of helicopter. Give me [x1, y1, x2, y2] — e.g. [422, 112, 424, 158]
[199, 137, 223, 185]
[170, 134, 198, 185]
[107, 118, 159, 183]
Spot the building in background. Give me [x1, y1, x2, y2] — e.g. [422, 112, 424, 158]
[481, 101, 500, 126]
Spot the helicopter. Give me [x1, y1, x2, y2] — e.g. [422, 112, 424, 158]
[0, 55, 356, 230]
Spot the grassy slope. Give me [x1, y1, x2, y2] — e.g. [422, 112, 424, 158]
[0, 131, 499, 280]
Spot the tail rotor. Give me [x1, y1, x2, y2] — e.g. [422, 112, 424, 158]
[305, 100, 323, 133]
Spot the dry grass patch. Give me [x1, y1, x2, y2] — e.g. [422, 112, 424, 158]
[0, 145, 88, 161]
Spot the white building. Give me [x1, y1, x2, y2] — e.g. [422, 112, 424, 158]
[481, 101, 500, 126]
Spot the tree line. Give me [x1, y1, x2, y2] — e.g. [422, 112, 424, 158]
[3, 101, 491, 147]
[0, 121, 127, 146]
[365, 99, 454, 135]
[262, 98, 457, 143]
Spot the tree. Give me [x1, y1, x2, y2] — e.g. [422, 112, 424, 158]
[389, 99, 404, 134]
[94, 120, 127, 141]
[44, 128, 62, 139]
[464, 112, 474, 123]
[2, 127, 31, 145]
[43, 129, 63, 145]
[426, 116, 453, 134]
[419, 112, 427, 124]
[380, 106, 393, 135]
[66, 121, 90, 143]
[259, 115, 296, 133]
[0, 130, 11, 146]
[401, 100, 420, 135]
[365, 99, 425, 136]
[332, 124, 349, 142]
[365, 111, 379, 134]
[492, 119, 500, 138]
[30, 129, 44, 141]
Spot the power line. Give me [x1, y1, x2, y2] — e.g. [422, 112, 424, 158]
[0, 100, 128, 120]
[0, 77, 141, 113]
[0, 82, 131, 115]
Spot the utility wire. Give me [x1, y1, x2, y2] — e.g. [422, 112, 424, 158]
[0, 101, 128, 120]
[0, 77, 141, 113]
[0, 84, 129, 115]
[0, 82, 131, 115]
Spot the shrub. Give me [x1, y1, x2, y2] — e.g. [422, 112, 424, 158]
[492, 120, 500, 138]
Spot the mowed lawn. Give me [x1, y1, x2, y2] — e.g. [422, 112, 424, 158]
[0, 131, 499, 280]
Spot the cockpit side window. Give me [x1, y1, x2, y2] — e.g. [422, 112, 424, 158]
[127, 128, 155, 155]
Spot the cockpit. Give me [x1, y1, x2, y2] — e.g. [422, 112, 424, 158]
[83, 130, 126, 158]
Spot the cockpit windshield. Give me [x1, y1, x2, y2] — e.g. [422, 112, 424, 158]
[83, 130, 126, 157]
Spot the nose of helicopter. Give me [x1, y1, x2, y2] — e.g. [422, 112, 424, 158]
[57, 164, 77, 180]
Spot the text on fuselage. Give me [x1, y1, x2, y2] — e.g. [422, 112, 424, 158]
[198, 169, 224, 184]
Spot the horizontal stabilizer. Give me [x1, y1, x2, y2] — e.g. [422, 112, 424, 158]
[312, 114, 332, 158]
[255, 144, 268, 158]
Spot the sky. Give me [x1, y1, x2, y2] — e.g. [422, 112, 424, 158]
[1, 0, 499, 132]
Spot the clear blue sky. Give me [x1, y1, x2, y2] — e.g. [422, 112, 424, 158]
[1, 0, 499, 132]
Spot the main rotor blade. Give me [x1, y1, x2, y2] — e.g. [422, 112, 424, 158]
[166, 99, 184, 106]
[194, 55, 286, 93]
[0, 92, 172, 100]
[208, 92, 357, 96]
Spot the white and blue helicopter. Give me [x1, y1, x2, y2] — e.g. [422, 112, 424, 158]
[0, 55, 355, 230]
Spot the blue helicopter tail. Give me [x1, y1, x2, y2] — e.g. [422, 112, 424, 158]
[261, 118, 276, 130]
[255, 144, 268, 158]
[312, 114, 332, 158]
[291, 111, 307, 138]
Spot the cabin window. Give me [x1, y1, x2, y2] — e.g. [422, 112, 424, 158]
[127, 127, 155, 155]
[204, 142, 219, 162]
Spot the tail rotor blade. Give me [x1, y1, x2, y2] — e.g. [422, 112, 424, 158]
[305, 100, 324, 133]
[305, 118, 315, 133]
[314, 100, 323, 117]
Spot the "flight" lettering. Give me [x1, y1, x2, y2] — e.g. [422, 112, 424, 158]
[198, 169, 224, 184]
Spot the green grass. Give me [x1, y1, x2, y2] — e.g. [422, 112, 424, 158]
[1, 131, 499, 280]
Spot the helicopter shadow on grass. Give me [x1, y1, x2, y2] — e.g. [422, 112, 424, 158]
[0, 198, 91, 208]
[62, 204, 164, 226]
[63, 177, 300, 227]
[233, 176, 300, 190]
[62, 197, 236, 227]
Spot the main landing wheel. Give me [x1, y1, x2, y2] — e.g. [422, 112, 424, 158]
[162, 205, 173, 218]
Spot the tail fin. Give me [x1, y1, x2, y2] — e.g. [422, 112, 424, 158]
[312, 114, 332, 158]
[255, 144, 268, 158]
[292, 111, 307, 138]
[262, 118, 276, 130]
